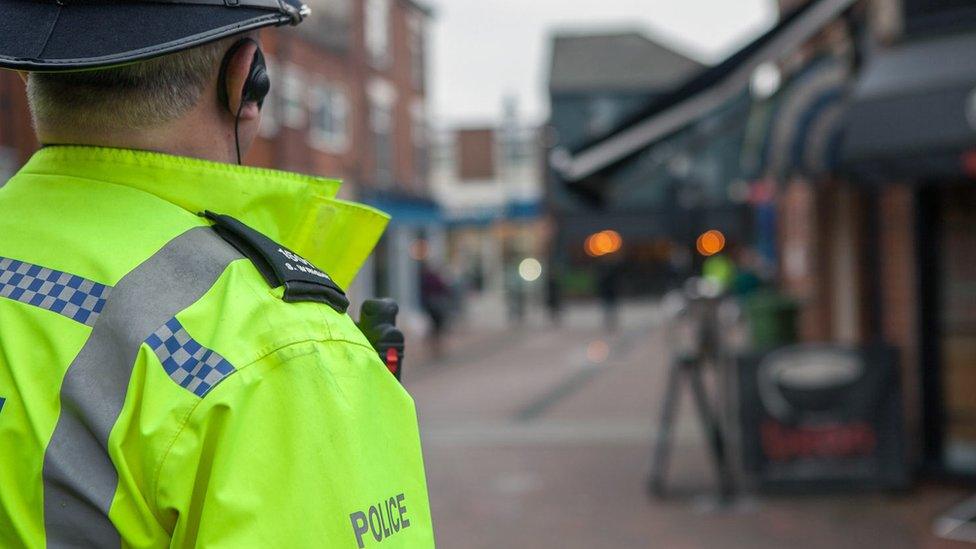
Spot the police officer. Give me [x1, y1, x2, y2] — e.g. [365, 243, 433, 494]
[0, 1, 435, 547]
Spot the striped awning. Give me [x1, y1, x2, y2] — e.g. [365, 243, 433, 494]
[760, 57, 851, 179]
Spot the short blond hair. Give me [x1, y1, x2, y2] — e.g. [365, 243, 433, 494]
[27, 39, 232, 132]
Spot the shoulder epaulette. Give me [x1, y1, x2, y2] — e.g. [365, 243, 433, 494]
[203, 211, 349, 313]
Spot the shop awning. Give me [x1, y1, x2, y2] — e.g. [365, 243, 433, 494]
[552, 0, 859, 183]
[760, 57, 851, 179]
[841, 32, 976, 180]
[442, 200, 542, 227]
[360, 188, 443, 226]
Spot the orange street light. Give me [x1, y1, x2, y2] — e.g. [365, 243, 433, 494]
[696, 230, 726, 257]
[585, 230, 623, 257]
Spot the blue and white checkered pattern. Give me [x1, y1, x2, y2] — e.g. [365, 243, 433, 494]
[0, 257, 111, 327]
[145, 318, 236, 398]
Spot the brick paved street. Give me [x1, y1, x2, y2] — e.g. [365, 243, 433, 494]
[404, 301, 975, 549]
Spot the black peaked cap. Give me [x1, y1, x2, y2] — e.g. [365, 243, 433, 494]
[0, 0, 307, 72]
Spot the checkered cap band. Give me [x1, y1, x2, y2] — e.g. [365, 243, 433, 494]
[146, 318, 236, 398]
[0, 257, 111, 327]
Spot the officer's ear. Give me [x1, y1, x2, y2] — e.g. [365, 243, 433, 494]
[222, 40, 262, 122]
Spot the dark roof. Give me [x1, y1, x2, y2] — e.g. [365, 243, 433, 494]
[548, 31, 704, 93]
[555, 0, 858, 181]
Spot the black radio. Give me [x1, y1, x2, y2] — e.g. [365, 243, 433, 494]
[357, 298, 405, 382]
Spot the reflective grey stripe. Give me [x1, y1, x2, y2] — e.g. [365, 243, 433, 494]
[42, 227, 241, 547]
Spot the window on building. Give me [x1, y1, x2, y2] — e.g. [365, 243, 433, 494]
[309, 84, 350, 153]
[430, 133, 454, 171]
[457, 129, 496, 181]
[281, 65, 307, 129]
[408, 13, 426, 90]
[500, 132, 537, 175]
[300, 0, 352, 51]
[365, 0, 392, 68]
[502, 133, 522, 166]
[371, 101, 395, 186]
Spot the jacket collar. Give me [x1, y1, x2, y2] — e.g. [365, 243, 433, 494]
[18, 146, 389, 288]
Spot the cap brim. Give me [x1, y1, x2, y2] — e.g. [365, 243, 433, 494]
[0, 1, 292, 72]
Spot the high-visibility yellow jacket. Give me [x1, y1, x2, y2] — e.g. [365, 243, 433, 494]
[0, 146, 435, 548]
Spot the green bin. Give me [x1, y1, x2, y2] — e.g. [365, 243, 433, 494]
[746, 291, 799, 350]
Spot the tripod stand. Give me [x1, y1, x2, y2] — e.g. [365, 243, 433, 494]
[648, 293, 735, 502]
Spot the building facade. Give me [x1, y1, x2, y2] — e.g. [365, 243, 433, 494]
[429, 101, 545, 322]
[744, 0, 976, 478]
[828, 0, 976, 476]
[554, 0, 976, 481]
[546, 31, 704, 298]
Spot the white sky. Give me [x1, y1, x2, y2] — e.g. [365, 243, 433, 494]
[426, 0, 778, 127]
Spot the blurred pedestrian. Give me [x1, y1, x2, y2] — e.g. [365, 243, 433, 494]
[547, 270, 564, 327]
[702, 252, 736, 294]
[598, 260, 623, 332]
[506, 256, 527, 323]
[731, 247, 764, 298]
[421, 262, 452, 357]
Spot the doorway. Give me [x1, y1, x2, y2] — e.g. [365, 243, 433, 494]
[921, 184, 976, 475]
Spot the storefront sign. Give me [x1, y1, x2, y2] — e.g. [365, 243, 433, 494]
[738, 345, 908, 491]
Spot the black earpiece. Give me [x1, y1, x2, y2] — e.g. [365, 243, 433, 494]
[218, 38, 270, 113]
[217, 38, 270, 165]
[243, 48, 270, 107]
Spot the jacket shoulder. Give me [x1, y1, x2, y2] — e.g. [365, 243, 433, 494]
[203, 211, 349, 314]
[169, 220, 373, 382]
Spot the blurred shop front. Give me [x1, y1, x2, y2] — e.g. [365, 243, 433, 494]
[358, 188, 446, 319]
[552, 0, 976, 483]
[446, 202, 546, 298]
[551, 0, 860, 298]
[428, 117, 547, 319]
[733, 0, 976, 480]
[842, 26, 976, 476]
[544, 29, 705, 298]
